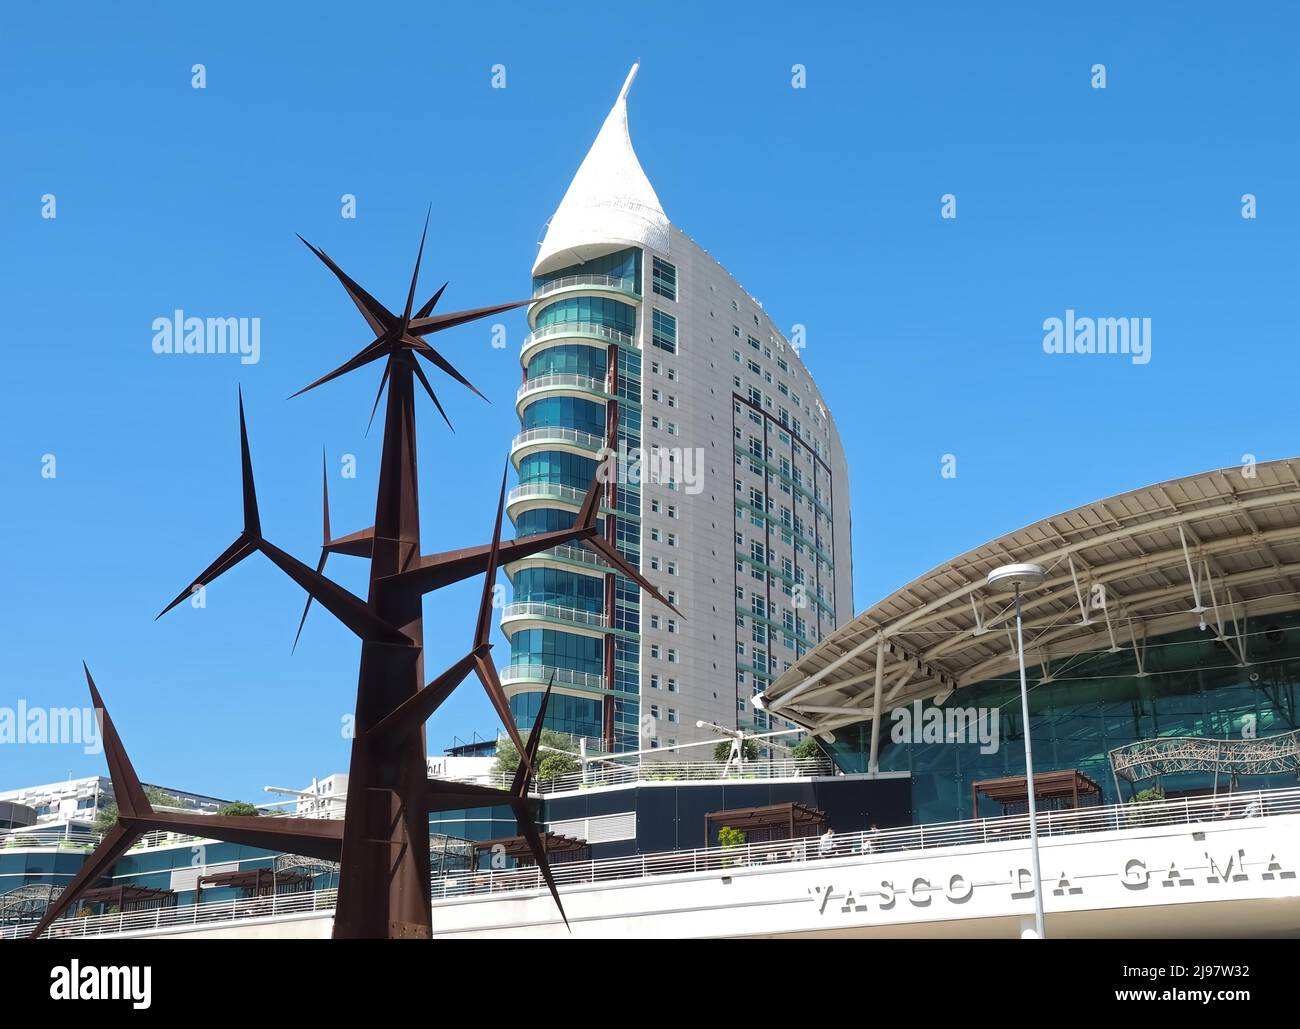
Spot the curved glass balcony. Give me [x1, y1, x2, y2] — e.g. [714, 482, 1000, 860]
[500, 601, 609, 634]
[500, 664, 607, 695]
[528, 274, 640, 322]
[509, 426, 607, 467]
[506, 481, 588, 510]
[516, 373, 610, 409]
[520, 321, 634, 365]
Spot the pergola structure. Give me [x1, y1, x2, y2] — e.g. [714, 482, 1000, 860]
[473, 833, 591, 868]
[77, 884, 177, 913]
[1109, 729, 1300, 796]
[760, 460, 1300, 772]
[705, 802, 826, 845]
[971, 770, 1102, 818]
[195, 868, 312, 903]
[28, 216, 676, 940]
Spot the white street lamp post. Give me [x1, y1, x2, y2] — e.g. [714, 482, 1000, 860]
[986, 562, 1048, 940]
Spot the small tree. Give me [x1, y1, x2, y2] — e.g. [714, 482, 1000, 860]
[1131, 787, 1165, 804]
[717, 825, 746, 848]
[493, 729, 582, 781]
[713, 739, 759, 763]
[216, 801, 260, 817]
[791, 736, 824, 762]
[91, 801, 118, 837]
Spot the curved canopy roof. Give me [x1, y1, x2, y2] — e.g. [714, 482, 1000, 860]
[760, 459, 1300, 736]
[533, 63, 670, 277]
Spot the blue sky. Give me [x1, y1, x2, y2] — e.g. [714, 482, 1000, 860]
[2, 2, 1297, 802]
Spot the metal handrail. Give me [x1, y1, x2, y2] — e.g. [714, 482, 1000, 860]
[501, 601, 606, 629]
[433, 785, 1300, 898]
[12, 786, 1299, 939]
[507, 542, 606, 570]
[517, 373, 608, 402]
[506, 482, 588, 508]
[510, 426, 607, 453]
[484, 758, 835, 796]
[498, 664, 606, 691]
[531, 274, 637, 299]
[522, 321, 634, 353]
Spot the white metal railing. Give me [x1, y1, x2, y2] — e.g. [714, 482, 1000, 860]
[498, 664, 606, 691]
[517, 373, 608, 402]
[532, 274, 637, 299]
[507, 482, 588, 508]
[4, 887, 341, 940]
[434, 785, 1300, 898]
[483, 757, 835, 796]
[511, 542, 606, 570]
[500, 601, 607, 629]
[12, 786, 1300, 939]
[510, 426, 607, 454]
[522, 321, 634, 354]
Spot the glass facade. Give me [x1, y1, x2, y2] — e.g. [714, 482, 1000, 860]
[526, 344, 608, 380]
[521, 396, 607, 436]
[508, 628, 604, 676]
[534, 296, 636, 335]
[509, 249, 644, 752]
[828, 610, 1300, 825]
[514, 567, 604, 612]
[510, 690, 603, 741]
[532, 247, 641, 294]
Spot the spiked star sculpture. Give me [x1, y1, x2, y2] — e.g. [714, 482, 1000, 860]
[32, 217, 678, 940]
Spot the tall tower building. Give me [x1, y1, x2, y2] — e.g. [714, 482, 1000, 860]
[502, 64, 853, 756]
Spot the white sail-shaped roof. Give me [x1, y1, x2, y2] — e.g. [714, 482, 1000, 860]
[533, 63, 670, 276]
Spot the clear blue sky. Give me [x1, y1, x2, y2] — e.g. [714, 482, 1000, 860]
[2, 2, 1297, 802]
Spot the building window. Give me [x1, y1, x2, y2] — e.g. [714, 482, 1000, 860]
[651, 309, 678, 354]
[651, 257, 677, 301]
[667, 678, 678, 693]
[650, 674, 660, 689]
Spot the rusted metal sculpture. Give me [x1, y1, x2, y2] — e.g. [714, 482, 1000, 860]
[32, 217, 676, 939]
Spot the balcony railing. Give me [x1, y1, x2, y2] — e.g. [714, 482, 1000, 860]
[430, 787, 1300, 899]
[498, 663, 606, 692]
[506, 482, 588, 508]
[510, 426, 607, 456]
[500, 601, 607, 630]
[13, 786, 1300, 939]
[531, 274, 638, 300]
[521, 321, 634, 355]
[482, 757, 835, 796]
[517, 373, 609, 403]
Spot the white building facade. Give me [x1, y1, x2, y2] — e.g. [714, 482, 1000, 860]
[502, 65, 853, 755]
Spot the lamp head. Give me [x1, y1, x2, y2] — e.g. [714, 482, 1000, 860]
[986, 562, 1047, 594]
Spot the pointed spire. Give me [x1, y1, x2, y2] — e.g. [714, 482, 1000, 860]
[533, 62, 670, 275]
